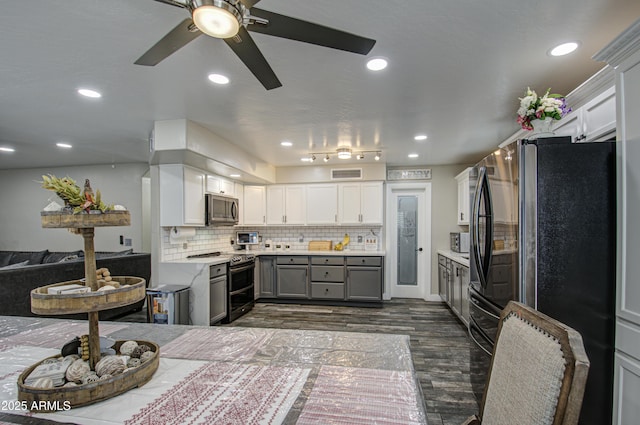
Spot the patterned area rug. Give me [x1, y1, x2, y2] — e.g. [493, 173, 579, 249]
[125, 361, 309, 425]
[160, 327, 274, 361]
[297, 365, 427, 425]
[0, 322, 128, 349]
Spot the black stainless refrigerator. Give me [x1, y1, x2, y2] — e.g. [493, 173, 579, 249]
[468, 136, 616, 425]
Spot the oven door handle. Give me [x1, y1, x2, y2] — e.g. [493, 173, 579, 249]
[229, 263, 255, 274]
[468, 322, 493, 356]
[229, 285, 254, 296]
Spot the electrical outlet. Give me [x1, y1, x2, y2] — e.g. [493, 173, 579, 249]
[124, 238, 132, 247]
[183, 242, 188, 250]
[357, 235, 363, 243]
[230, 238, 234, 245]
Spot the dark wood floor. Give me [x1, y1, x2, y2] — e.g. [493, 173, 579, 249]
[227, 299, 479, 425]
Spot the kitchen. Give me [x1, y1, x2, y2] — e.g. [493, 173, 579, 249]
[1, 1, 640, 424]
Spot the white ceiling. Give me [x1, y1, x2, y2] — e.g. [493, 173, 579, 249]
[1, 0, 639, 173]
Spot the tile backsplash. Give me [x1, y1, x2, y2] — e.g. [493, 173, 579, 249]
[161, 225, 384, 261]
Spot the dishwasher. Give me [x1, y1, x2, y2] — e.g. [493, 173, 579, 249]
[209, 263, 227, 325]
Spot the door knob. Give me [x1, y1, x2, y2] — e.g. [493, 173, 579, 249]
[416, 248, 423, 252]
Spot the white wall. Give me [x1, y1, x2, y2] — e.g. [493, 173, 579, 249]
[428, 164, 473, 294]
[0, 163, 149, 252]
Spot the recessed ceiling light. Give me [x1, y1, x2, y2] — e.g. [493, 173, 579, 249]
[56, 142, 73, 149]
[366, 57, 388, 71]
[208, 73, 230, 84]
[229, 173, 241, 178]
[280, 141, 293, 147]
[549, 42, 579, 57]
[77, 88, 102, 98]
[408, 153, 419, 158]
[414, 134, 428, 141]
[0, 147, 15, 153]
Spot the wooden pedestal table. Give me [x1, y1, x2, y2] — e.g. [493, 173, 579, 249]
[17, 211, 159, 410]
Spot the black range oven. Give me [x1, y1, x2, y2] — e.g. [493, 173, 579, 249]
[223, 253, 255, 323]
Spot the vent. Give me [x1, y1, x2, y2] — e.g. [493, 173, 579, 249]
[331, 168, 362, 180]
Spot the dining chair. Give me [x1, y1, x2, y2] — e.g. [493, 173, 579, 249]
[463, 300, 590, 425]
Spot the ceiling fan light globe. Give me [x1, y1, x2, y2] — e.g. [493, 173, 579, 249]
[192, 3, 241, 39]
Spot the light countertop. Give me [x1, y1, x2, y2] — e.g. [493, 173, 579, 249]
[162, 250, 386, 264]
[437, 249, 470, 267]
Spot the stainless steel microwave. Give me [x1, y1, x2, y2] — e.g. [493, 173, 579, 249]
[205, 194, 239, 226]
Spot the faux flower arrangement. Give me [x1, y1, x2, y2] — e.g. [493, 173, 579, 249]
[517, 87, 571, 131]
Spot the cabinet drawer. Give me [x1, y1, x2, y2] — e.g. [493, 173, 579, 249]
[209, 263, 227, 278]
[311, 256, 344, 265]
[311, 265, 344, 282]
[311, 283, 345, 299]
[346, 256, 382, 266]
[277, 256, 308, 265]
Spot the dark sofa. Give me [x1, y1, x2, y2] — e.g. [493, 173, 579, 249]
[0, 249, 151, 320]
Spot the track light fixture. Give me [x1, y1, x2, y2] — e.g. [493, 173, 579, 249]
[303, 147, 382, 163]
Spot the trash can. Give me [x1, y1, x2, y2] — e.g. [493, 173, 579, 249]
[146, 284, 190, 325]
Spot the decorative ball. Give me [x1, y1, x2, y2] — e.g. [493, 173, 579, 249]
[65, 359, 90, 383]
[119, 340, 138, 356]
[97, 285, 116, 292]
[99, 373, 113, 380]
[131, 344, 152, 359]
[63, 354, 79, 362]
[140, 351, 155, 363]
[126, 358, 141, 368]
[63, 381, 78, 387]
[82, 372, 100, 385]
[31, 378, 54, 389]
[95, 355, 125, 377]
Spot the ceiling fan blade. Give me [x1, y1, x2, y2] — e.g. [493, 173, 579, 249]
[224, 26, 282, 90]
[135, 18, 202, 66]
[239, 0, 262, 7]
[248, 8, 376, 55]
[152, 0, 188, 9]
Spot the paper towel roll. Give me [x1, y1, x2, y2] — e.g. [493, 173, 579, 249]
[169, 227, 196, 243]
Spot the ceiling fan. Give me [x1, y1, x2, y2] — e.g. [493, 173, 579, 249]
[135, 0, 377, 90]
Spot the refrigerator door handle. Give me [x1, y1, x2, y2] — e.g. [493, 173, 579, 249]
[472, 167, 493, 289]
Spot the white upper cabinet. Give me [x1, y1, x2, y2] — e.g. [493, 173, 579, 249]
[553, 86, 616, 143]
[159, 164, 205, 227]
[243, 185, 266, 225]
[306, 184, 339, 225]
[266, 185, 306, 225]
[206, 175, 236, 196]
[455, 168, 471, 225]
[338, 182, 384, 225]
[582, 86, 616, 142]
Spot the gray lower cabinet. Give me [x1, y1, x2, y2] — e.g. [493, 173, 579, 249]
[276, 256, 309, 298]
[438, 255, 448, 302]
[258, 256, 277, 298]
[268, 255, 383, 302]
[450, 259, 469, 326]
[346, 256, 383, 301]
[310, 256, 345, 300]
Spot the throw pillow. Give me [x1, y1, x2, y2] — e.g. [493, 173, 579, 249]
[95, 249, 133, 259]
[0, 252, 12, 267]
[10, 250, 49, 265]
[0, 260, 29, 270]
[43, 250, 83, 264]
